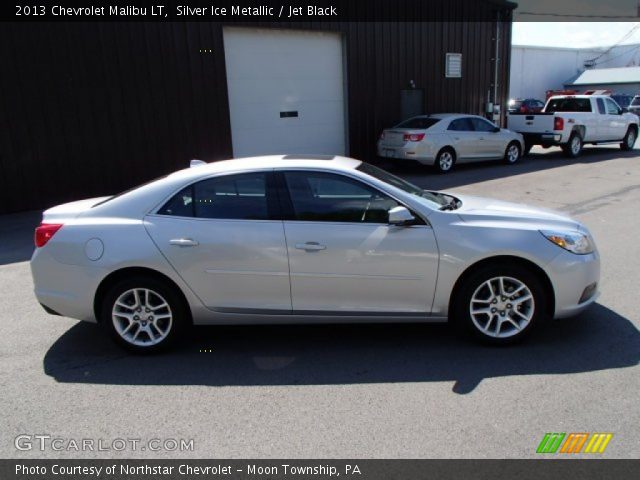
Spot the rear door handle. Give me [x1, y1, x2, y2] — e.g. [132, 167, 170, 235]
[170, 238, 199, 247]
[295, 242, 326, 251]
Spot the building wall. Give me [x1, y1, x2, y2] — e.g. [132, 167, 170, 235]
[510, 43, 640, 100]
[0, 10, 513, 214]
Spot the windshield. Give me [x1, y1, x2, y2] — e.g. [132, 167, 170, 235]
[356, 163, 450, 209]
[394, 117, 440, 129]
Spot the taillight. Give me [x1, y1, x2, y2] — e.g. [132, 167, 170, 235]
[520, 105, 527, 113]
[35, 223, 63, 248]
[403, 133, 425, 142]
[554, 117, 564, 131]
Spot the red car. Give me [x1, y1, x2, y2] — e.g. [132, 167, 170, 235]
[508, 98, 545, 114]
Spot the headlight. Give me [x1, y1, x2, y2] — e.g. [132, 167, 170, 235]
[540, 230, 594, 255]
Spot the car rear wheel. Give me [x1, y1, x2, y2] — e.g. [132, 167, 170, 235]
[434, 148, 455, 173]
[452, 264, 548, 345]
[504, 142, 521, 164]
[562, 133, 583, 158]
[621, 127, 637, 151]
[100, 276, 187, 353]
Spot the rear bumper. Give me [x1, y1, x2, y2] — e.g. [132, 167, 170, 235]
[30, 248, 105, 323]
[521, 132, 564, 146]
[376, 144, 436, 165]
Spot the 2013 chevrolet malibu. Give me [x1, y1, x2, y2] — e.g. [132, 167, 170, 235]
[31, 156, 600, 352]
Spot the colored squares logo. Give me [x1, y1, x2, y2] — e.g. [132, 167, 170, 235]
[537, 433, 613, 454]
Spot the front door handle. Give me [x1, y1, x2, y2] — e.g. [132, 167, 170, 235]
[170, 238, 199, 247]
[295, 242, 326, 251]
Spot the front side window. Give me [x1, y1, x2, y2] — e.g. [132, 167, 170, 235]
[605, 98, 620, 115]
[631, 96, 640, 107]
[158, 172, 273, 220]
[283, 171, 399, 223]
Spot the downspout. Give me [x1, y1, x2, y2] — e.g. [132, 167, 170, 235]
[493, 10, 501, 125]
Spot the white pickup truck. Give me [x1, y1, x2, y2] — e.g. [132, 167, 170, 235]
[507, 95, 638, 157]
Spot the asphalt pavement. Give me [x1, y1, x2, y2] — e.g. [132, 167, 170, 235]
[0, 144, 638, 459]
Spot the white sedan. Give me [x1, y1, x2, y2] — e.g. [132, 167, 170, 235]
[377, 114, 525, 172]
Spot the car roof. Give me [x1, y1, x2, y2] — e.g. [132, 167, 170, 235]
[167, 155, 362, 181]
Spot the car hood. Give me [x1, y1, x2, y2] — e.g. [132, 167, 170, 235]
[451, 194, 581, 231]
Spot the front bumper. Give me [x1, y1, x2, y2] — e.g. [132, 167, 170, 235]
[546, 249, 600, 319]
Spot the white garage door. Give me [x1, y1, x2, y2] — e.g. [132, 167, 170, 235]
[223, 27, 346, 158]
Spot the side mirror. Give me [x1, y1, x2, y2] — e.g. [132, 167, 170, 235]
[620, 107, 627, 114]
[388, 206, 415, 226]
[493, 126, 501, 133]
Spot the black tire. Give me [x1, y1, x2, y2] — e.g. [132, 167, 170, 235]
[504, 141, 521, 164]
[621, 127, 637, 151]
[451, 263, 548, 345]
[100, 275, 188, 353]
[434, 148, 456, 173]
[562, 132, 583, 158]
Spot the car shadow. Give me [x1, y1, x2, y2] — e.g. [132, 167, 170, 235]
[43, 303, 639, 394]
[376, 145, 638, 191]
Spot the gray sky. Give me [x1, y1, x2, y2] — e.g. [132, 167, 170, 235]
[512, 22, 640, 48]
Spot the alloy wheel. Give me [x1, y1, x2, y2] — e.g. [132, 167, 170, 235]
[439, 152, 453, 171]
[112, 288, 173, 346]
[469, 276, 535, 338]
[628, 131, 636, 149]
[507, 144, 520, 163]
[571, 136, 581, 155]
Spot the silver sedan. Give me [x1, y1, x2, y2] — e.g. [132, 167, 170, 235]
[31, 156, 599, 352]
[377, 114, 525, 172]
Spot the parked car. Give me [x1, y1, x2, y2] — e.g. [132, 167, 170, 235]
[31, 155, 600, 352]
[377, 114, 525, 173]
[628, 95, 640, 115]
[507, 95, 639, 157]
[508, 98, 545, 114]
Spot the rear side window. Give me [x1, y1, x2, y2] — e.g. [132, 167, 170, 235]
[470, 118, 497, 132]
[596, 98, 606, 114]
[632, 97, 640, 106]
[395, 117, 440, 129]
[447, 118, 474, 131]
[158, 172, 274, 220]
[545, 98, 592, 113]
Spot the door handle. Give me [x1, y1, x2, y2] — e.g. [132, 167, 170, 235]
[295, 242, 326, 251]
[479, 137, 485, 140]
[169, 238, 199, 247]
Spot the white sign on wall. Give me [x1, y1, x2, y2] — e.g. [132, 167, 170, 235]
[445, 53, 462, 78]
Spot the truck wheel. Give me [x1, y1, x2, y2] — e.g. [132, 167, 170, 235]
[621, 127, 637, 151]
[562, 133, 582, 158]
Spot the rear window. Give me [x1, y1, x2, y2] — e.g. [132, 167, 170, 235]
[545, 98, 592, 113]
[395, 117, 441, 129]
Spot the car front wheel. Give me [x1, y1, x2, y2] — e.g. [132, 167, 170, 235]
[504, 142, 521, 164]
[452, 264, 548, 344]
[100, 276, 187, 353]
